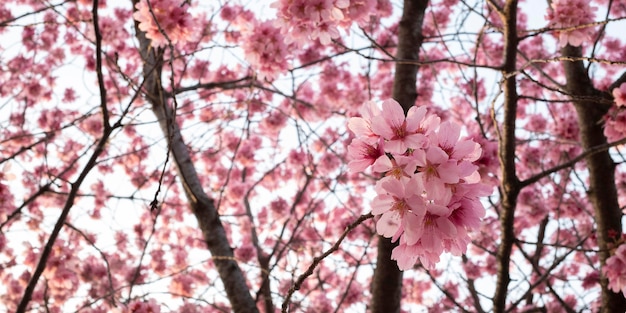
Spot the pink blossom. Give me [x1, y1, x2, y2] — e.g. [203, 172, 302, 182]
[346, 138, 384, 172]
[603, 244, 626, 295]
[348, 100, 382, 144]
[436, 121, 481, 163]
[412, 147, 459, 204]
[372, 176, 426, 242]
[613, 83, 626, 107]
[271, 0, 358, 45]
[241, 20, 291, 81]
[347, 99, 490, 270]
[125, 299, 161, 313]
[371, 154, 417, 178]
[605, 108, 626, 142]
[546, 0, 597, 48]
[419, 206, 456, 253]
[371, 99, 428, 154]
[391, 241, 419, 270]
[170, 274, 194, 297]
[582, 271, 600, 290]
[260, 110, 288, 134]
[133, 0, 193, 47]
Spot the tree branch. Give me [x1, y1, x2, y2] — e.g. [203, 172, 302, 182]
[132, 1, 258, 311]
[561, 42, 626, 312]
[493, 1, 521, 312]
[16, 2, 116, 310]
[281, 213, 373, 312]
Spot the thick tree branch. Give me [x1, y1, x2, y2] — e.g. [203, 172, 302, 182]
[561, 43, 626, 312]
[392, 0, 429, 114]
[132, 2, 258, 312]
[493, 1, 521, 312]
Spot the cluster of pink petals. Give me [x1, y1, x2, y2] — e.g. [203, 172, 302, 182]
[272, 0, 346, 45]
[613, 83, 626, 107]
[271, 0, 362, 45]
[546, 0, 597, 48]
[348, 99, 489, 270]
[604, 83, 626, 142]
[133, 0, 192, 47]
[241, 21, 291, 81]
[603, 243, 626, 295]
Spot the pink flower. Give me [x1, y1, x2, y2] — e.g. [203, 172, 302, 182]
[603, 244, 626, 295]
[546, 0, 597, 48]
[391, 239, 442, 270]
[271, 0, 354, 45]
[613, 83, 626, 107]
[371, 176, 426, 242]
[126, 299, 162, 313]
[241, 20, 290, 81]
[436, 121, 481, 162]
[419, 205, 456, 253]
[133, 0, 192, 47]
[347, 138, 385, 172]
[412, 147, 457, 204]
[371, 154, 417, 178]
[371, 99, 428, 154]
[347, 100, 382, 144]
[391, 241, 419, 270]
[347, 99, 492, 270]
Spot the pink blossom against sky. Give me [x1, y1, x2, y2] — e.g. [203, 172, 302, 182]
[1, 0, 626, 311]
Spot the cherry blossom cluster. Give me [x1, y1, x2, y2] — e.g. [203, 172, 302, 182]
[603, 242, 626, 296]
[271, 0, 379, 45]
[348, 99, 489, 270]
[240, 20, 291, 81]
[133, 0, 192, 47]
[603, 83, 626, 142]
[116, 299, 161, 313]
[613, 83, 626, 108]
[546, 0, 597, 47]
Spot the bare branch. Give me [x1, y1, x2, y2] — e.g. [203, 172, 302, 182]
[281, 213, 373, 312]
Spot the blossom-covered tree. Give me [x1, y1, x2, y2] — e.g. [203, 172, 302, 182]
[1, 0, 626, 312]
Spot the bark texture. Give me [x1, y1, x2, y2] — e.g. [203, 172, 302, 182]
[370, 0, 429, 312]
[133, 3, 258, 312]
[493, 1, 521, 312]
[561, 44, 626, 313]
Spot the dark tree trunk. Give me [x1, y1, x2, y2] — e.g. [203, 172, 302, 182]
[132, 1, 259, 312]
[492, 1, 522, 312]
[370, 0, 429, 312]
[561, 44, 626, 313]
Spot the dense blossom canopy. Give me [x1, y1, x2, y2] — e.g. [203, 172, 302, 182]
[0, 0, 626, 312]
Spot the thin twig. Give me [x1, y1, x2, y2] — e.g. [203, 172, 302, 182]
[281, 213, 373, 312]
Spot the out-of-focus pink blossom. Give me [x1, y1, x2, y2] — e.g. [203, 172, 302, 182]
[133, 0, 192, 47]
[122, 299, 162, 313]
[613, 83, 626, 107]
[603, 243, 626, 295]
[241, 20, 291, 81]
[546, 0, 597, 48]
[271, 0, 387, 45]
